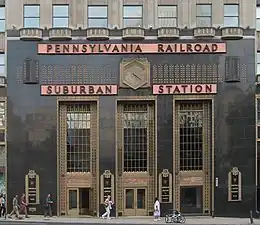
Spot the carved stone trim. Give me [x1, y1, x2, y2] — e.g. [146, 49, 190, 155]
[25, 170, 40, 205]
[100, 170, 115, 203]
[158, 169, 172, 203]
[19, 28, 43, 41]
[122, 27, 145, 40]
[221, 27, 244, 40]
[120, 58, 150, 90]
[228, 167, 242, 201]
[157, 27, 180, 40]
[86, 28, 109, 41]
[49, 28, 72, 40]
[193, 27, 216, 38]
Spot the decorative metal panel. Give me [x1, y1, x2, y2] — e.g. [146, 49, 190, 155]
[152, 64, 221, 84]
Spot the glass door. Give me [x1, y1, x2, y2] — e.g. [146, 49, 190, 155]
[124, 188, 147, 216]
[67, 188, 79, 216]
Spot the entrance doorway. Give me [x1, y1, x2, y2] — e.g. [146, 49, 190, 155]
[180, 186, 203, 214]
[124, 188, 147, 216]
[67, 188, 91, 216]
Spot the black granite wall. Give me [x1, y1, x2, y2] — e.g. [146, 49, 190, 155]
[6, 39, 256, 217]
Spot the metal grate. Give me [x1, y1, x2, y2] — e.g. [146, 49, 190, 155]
[66, 104, 91, 172]
[123, 104, 148, 172]
[179, 103, 203, 171]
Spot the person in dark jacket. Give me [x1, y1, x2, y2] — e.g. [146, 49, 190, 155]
[44, 194, 53, 217]
[0, 194, 6, 219]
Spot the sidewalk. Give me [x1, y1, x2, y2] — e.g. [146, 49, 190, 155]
[0, 215, 259, 225]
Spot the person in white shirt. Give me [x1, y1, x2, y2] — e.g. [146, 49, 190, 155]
[101, 195, 113, 219]
[154, 197, 160, 221]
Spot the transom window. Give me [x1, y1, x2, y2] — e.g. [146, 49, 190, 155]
[179, 103, 203, 171]
[123, 6, 143, 28]
[123, 104, 148, 172]
[88, 6, 108, 28]
[0, 7, 4, 32]
[158, 5, 177, 27]
[66, 104, 91, 173]
[52, 5, 69, 28]
[23, 5, 40, 28]
[224, 4, 239, 27]
[257, 7, 260, 30]
[196, 4, 212, 27]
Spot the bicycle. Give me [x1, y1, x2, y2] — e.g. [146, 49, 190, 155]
[165, 209, 186, 223]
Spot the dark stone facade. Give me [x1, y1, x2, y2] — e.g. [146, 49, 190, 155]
[6, 38, 256, 217]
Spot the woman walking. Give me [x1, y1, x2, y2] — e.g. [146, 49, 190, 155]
[101, 195, 113, 220]
[153, 197, 160, 221]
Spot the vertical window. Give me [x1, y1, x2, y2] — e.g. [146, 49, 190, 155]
[66, 105, 91, 172]
[257, 7, 260, 30]
[179, 104, 203, 171]
[158, 5, 177, 27]
[52, 5, 69, 28]
[123, 6, 143, 27]
[0, 54, 4, 75]
[123, 104, 148, 172]
[0, 7, 4, 32]
[257, 53, 260, 75]
[88, 6, 108, 28]
[224, 4, 239, 27]
[23, 5, 40, 28]
[196, 4, 212, 27]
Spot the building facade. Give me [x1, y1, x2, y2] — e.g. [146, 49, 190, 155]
[6, 0, 257, 218]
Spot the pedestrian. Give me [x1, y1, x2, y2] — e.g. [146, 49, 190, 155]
[0, 194, 6, 219]
[20, 193, 29, 218]
[44, 194, 53, 218]
[8, 195, 20, 219]
[153, 197, 160, 221]
[101, 195, 113, 219]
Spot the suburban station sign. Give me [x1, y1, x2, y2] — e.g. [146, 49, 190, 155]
[153, 84, 217, 94]
[41, 85, 118, 96]
[38, 43, 226, 54]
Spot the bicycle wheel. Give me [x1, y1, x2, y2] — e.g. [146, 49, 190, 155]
[165, 215, 171, 223]
[179, 215, 186, 223]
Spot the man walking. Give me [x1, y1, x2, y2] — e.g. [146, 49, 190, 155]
[0, 194, 6, 219]
[20, 193, 29, 218]
[8, 195, 19, 219]
[44, 194, 53, 218]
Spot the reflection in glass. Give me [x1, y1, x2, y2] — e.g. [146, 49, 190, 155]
[179, 105, 203, 171]
[53, 5, 69, 17]
[123, 6, 142, 27]
[158, 6, 177, 27]
[88, 19, 108, 28]
[0, 20, 4, 32]
[125, 189, 134, 209]
[123, 6, 142, 17]
[88, 6, 107, 17]
[196, 4, 211, 16]
[137, 189, 145, 209]
[224, 4, 239, 16]
[53, 5, 69, 27]
[24, 5, 40, 17]
[196, 4, 211, 27]
[181, 187, 202, 213]
[69, 190, 78, 209]
[24, 5, 40, 28]
[66, 105, 91, 173]
[0, 7, 4, 20]
[224, 17, 239, 27]
[196, 17, 211, 27]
